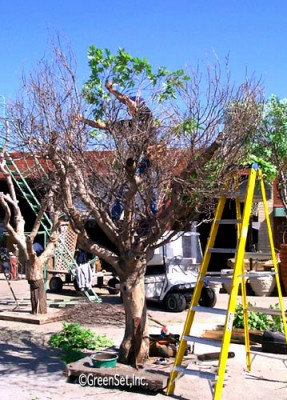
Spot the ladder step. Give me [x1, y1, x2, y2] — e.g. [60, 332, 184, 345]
[184, 335, 222, 347]
[192, 306, 227, 316]
[247, 306, 287, 316]
[218, 191, 241, 198]
[244, 271, 277, 278]
[249, 350, 287, 361]
[201, 276, 232, 284]
[175, 365, 216, 380]
[215, 219, 242, 225]
[85, 296, 102, 303]
[208, 248, 236, 254]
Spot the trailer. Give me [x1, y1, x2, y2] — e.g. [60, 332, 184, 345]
[47, 222, 120, 298]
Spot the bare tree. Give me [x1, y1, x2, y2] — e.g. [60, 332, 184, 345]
[5, 44, 263, 365]
[0, 150, 61, 313]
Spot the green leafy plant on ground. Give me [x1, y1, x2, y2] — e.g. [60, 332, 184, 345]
[48, 323, 114, 363]
[233, 303, 283, 332]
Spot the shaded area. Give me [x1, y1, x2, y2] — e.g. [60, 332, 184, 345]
[0, 327, 65, 381]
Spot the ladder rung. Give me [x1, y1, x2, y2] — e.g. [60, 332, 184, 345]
[217, 191, 241, 198]
[175, 365, 216, 380]
[192, 306, 227, 316]
[249, 350, 287, 361]
[208, 248, 236, 254]
[184, 335, 222, 347]
[243, 271, 277, 278]
[85, 296, 102, 303]
[201, 276, 232, 284]
[247, 306, 287, 316]
[215, 219, 242, 225]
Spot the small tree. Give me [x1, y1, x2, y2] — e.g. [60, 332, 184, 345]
[0, 150, 61, 313]
[7, 43, 263, 365]
[248, 95, 287, 242]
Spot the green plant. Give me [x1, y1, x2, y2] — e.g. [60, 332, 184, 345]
[48, 323, 113, 363]
[82, 46, 190, 121]
[233, 303, 283, 332]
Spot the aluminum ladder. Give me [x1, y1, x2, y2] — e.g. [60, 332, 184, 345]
[166, 163, 287, 400]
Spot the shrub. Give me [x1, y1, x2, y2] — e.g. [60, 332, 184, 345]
[233, 303, 283, 332]
[48, 323, 114, 363]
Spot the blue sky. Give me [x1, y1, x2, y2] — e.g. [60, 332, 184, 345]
[0, 0, 286, 104]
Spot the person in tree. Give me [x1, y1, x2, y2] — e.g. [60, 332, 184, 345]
[80, 81, 162, 221]
[81, 80, 153, 131]
[80, 81, 157, 161]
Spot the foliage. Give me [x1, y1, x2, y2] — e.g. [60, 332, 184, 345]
[249, 96, 287, 180]
[48, 323, 113, 363]
[244, 155, 277, 182]
[82, 46, 190, 119]
[233, 303, 283, 332]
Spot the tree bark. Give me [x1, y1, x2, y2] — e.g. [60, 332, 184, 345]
[26, 259, 48, 314]
[119, 270, 149, 368]
[28, 279, 47, 314]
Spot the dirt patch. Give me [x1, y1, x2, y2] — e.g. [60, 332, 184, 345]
[65, 301, 126, 327]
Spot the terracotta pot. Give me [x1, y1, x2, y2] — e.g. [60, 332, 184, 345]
[279, 244, 287, 295]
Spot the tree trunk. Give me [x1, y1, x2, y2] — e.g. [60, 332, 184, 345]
[28, 279, 47, 314]
[119, 269, 149, 368]
[26, 259, 48, 314]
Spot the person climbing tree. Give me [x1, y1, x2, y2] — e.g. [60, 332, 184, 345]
[80, 80, 156, 162]
[80, 80, 161, 219]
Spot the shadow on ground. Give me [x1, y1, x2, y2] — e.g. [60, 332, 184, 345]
[0, 327, 65, 380]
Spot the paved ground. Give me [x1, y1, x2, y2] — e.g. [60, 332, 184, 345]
[0, 275, 287, 400]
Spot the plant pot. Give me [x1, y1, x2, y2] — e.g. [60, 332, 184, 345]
[279, 244, 287, 295]
[209, 282, 222, 295]
[249, 272, 275, 296]
[221, 269, 246, 294]
[90, 351, 118, 368]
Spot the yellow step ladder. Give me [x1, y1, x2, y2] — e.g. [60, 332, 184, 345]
[166, 164, 287, 400]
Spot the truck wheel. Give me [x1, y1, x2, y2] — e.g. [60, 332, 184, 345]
[49, 277, 63, 293]
[165, 293, 187, 312]
[199, 287, 217, 308]
[107, 278, 120, 295]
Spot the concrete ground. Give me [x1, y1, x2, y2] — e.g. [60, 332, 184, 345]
[0, 275, 287, 400]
